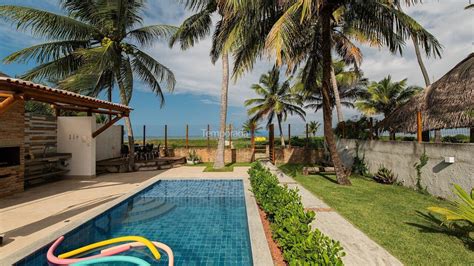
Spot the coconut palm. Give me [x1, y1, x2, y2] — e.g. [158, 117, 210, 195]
[242, 119, 262, 148]
[303, 60, 369, 112]
[307, 121, 321, 137]
[0, 1, 176, 169]
[170, 0, 236, 169]
[356, 76, 422, 139]
[245, 66, 306, 147]
[225, 0, 441, 185]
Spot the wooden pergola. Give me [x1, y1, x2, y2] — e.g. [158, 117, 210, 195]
[0, 77, 131, 138]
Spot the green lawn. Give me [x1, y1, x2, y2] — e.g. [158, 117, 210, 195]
[188, 162, 252, 172]
[279, 164, 473, 265]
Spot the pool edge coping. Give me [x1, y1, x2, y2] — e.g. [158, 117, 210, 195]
[3, 175, 273, 266]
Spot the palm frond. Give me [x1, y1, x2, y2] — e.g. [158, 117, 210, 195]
[3, 40, 89, 64]
[0, 5, 100, 40]
[127, 24, 178, 47]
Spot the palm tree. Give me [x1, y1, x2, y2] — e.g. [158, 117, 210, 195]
[226, 0, 441, 185]
[303, 60, 369, 112]
[0, 1, 176, 169]
[356, 76, 422, 140]
[242, 119, 262, 148]
[307, 121, 321, 137]
[245, 66, 306, 147]
[170, 0, 235, 169]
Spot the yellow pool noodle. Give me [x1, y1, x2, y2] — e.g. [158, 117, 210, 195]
[58, 236, 161, 260]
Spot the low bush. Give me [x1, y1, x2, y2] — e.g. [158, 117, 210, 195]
[373, 165, 397, 184]
[442, 134, 469, 143]
[248, 163, 345, 265]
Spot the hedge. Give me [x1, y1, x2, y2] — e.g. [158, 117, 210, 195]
[249, 162, 345, 265]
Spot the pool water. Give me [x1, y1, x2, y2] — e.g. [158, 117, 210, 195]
[16, 180, 253, 265]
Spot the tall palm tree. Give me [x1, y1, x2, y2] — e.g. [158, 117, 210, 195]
[303, 60, 369, 112]
[245, 66, 306, 146]
[170, 0, 235, 169]
[0, 1, 176, 169]
[307, 121, 321, 137]
[356, 75, 422, 140]
[225, 0, 441, 185]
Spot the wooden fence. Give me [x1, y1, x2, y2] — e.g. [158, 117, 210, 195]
[24, 113, 57, 155]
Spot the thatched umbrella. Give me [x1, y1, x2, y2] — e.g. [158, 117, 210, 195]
[381, 53, 474, 133]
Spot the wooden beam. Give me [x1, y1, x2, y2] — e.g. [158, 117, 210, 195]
[0, 95, 17, 116]
[92, 115, 122, 138]
[55, 104, 123, 116]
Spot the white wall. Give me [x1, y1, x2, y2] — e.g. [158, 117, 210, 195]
[338, 139, 474, 199]
[57, 117, 96, 177]
[96, 124, 122, 161]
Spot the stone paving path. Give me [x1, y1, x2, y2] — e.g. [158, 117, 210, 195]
[262, 161, 403, 266]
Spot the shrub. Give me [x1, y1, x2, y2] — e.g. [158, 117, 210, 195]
[413, 151, 429, 192]
[373, 165, 397, 184]
[352, 142, 369, 177]
[442, 134, 469, 143]
[428, 184, 474, 226]
[248, 163, 345, 265]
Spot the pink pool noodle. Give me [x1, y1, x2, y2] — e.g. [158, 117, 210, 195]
[47, 236, 131, 266]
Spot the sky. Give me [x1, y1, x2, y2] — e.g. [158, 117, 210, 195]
[0, 0, 472, 136]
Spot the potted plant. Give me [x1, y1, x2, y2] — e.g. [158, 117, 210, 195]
[186, 150, 201, 165]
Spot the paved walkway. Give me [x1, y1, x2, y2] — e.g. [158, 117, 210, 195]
[262, 161, 403, 266]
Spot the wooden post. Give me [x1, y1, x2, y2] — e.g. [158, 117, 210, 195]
[143, 125, 146, 146]
[288, 124, 291, 147]
[120, 125, 124, 145]
[305, 123, 309, 148]
[417, 111, 422, 143]
[369, 118, 373, 140]
[186, 124, 189, 149]
[229, 124, 232, 147]
[269, 124, 275, 164]
[164, 124, 168, 156]
[251, 127, 255, 149]
[207, 124, 210, 148]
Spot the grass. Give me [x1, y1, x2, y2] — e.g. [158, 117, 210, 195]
[188, 162, 252, 172]
[279, 164, 474, 265]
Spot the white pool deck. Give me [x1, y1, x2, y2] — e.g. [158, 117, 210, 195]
[0, 167, 273, 266]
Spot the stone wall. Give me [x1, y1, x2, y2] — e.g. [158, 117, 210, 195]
[337, 139, 474, 199]
[0, 98, 25, 197]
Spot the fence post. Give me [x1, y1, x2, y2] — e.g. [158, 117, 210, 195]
[164, 124, 168, 156]
[229, 124, 232, 147]
[142, 125, 146, 146]
[288, 124, 291, 147]
[269, 124, 275, 164]
[417, 111, 422, 143]
[207, 124, 210, 148]
[369, 118, 373, 140]
[251, 127, 255, 149]
[186, 124, 189, 149]
[305, 123, 309, 148]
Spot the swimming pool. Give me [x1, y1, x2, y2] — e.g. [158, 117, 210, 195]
[15, 180, 253, 265]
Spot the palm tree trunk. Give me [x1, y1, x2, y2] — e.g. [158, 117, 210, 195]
[214, 52, 229, 169]
[117, 79, 135, 171]
[321, 7, 351, 185]
[277, 114, 285, 147]
[331, 66, 344, 123]
[397, 2, 441, 142]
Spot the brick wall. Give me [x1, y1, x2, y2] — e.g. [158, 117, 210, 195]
[171, 147, 322, 164]
[0, 98, 25, 197]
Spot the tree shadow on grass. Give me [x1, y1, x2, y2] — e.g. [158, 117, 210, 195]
[406, 211, 473, 251]
[318, 173, 339, 184]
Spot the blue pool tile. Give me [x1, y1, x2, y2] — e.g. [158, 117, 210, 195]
[15, 180, 252, 266]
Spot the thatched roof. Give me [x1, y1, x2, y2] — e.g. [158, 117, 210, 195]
[0, 71, 9, 78]
[381, 53, 474, 133]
